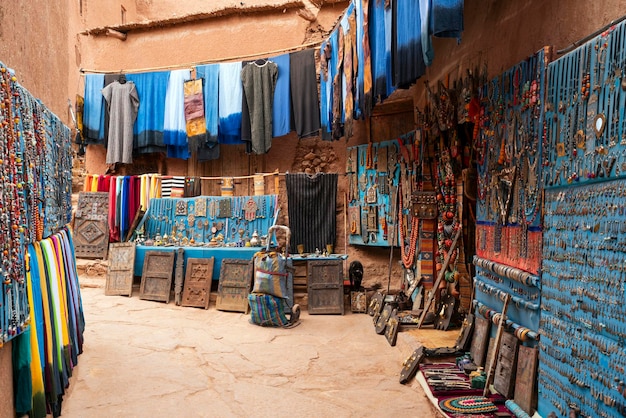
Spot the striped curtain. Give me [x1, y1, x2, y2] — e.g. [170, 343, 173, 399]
[286, 173, 337, 254]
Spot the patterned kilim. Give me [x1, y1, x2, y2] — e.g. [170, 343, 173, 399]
[475, 224, 541, 275]
[419, 219, 436, 289]
[439, 396, 498, 414]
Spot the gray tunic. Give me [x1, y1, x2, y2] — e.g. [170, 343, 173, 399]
[241, 61, 278, 154]
[102, 81, 139, 164]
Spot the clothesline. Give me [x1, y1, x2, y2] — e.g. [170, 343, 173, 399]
[78, 40, 323, 75]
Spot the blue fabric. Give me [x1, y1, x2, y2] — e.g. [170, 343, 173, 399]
[431, 0, 464, 39]
[121, 176, 130, 239]
[195, 64, 220, 143]
[320, 39, 332, 140]
[421, 0, 434, 66]
[354, 0, 365, 119]
[83, 74, 105, 143]
[370, 0, 395, 103]
[320, 30, 339, 141]
[270, 53, 291, 137]
[392, 0, 426, 89]
[126, 71, 170, 154]
[218, 62, 244, 144]
[163, 69, 191, 159]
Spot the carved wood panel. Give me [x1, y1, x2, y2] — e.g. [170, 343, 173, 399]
[105, 242, 136, 296]
[470, 316, 491, 367]
[494, 331, 520, 398]
[181, 258, 214, 309]
[307, 260, 344, 315]
[216, 259, 253, 313]
[74, 192, 110, 259]
[139, 251, 175, 303]
[514, 346, 538, 415]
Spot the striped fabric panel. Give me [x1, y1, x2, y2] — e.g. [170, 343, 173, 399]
[286, 173, 338, 254]
[161, 176, 185, 198]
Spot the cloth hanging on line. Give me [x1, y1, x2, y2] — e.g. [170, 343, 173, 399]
[183, 78, 207, 152]
[102, 73, 122, 148]
[126, 71, 170, 155]
[270, 53, 291, 138]
[21, 229, 85, 418]
[195, 64, 221, 161]
[163, 69, 191, 159]
[370, 0, 395, 104]
[392, 0, 426, 89]
[102, 80, 140, 164]
[241, 60, 278, 154]
[218, 62, 244, 144]
[289, 49, 320, 139]
[286, 173, 337, 254]
[83, 74, 105, 144]
[431, 0, 464, 40]
[320, 31, 338, 141]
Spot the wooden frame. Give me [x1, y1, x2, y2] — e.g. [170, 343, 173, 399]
[139, 251, 175, 303]
[105, 242, 136, 297]
[181, 258, 214, 309]
[216, 258, 253, 313]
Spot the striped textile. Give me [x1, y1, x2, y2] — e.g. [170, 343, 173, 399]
[161, 176, 186, 198]
[286, 173, 337, 254]
[248, 293, 289, 327]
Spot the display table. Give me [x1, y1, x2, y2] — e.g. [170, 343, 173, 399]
[134, 245, 259, 280]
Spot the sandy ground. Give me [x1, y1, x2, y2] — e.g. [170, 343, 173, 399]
[59, 261, 446, 418]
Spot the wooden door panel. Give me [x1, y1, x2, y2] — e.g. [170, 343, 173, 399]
[105, 242, 136, 296]
[182, 258, 214, 309]
[140, 251, 175, 303]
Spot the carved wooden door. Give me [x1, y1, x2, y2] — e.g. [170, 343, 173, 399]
[181, 258, 214, 309]
[494, 331, 520, 398]
[307, 260, 344, 315]
[105, 242, 136, 296]
[139, 251, 175, 303]
[216, 259, 253, 313]
[74, 192, 110, 259]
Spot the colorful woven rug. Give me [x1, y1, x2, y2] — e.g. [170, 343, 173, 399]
[439, 396, 498, 414]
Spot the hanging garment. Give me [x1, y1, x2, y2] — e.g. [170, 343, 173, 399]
[108, 176, 118, 242]
[195, 64, 220, 161]
[431, 0, 464, 39]
[103, 74, 122, 148]
[241, 60, 278, 154]
[286, 173, 338, 254]
[163, 69, 191, 159]
[354, 0, 365, 119]
[83, 74, 105, 144]
[361, 0, 373, 116]
[102, 80, 140, 164]
[26, 245, 46, 418]
[270, 53, 291, 137]
[183, 78, 207, 152]
[420, 0, 434, 66]
[219, 62, 244, 144]
[370, 0, 395, 103]
[126, 71, 170, 154]
[290, 49, 320, 138]
[240, 60, 253, 147]
[343, 9, 357, 139]
[320, 36, 334, 141]
[332, 29, 344, 140]
[392, 0, 426, 89]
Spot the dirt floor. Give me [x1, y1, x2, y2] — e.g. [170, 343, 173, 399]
[60, 259, 455, 417]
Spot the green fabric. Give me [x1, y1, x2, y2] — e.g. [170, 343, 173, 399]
[12, 330, 33, 416]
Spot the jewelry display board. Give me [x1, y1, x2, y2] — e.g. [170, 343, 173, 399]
[215, 259, 253, 313]
[105, 242, 136, 296]
[136, 195, 277, 247]
[347, 138, 403, 247]
[0, 61, 73, 345]
[139, 251, 175, 303]
[74, 192, 110, 259]
[539, 182, 626, 417]
[181, 258, 214, 309]
[475, 49, 547, 275]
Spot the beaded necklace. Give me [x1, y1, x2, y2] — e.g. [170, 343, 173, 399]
[397, 183, 419, 269]
[436, 151, 460, 272]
